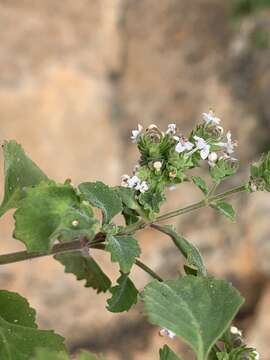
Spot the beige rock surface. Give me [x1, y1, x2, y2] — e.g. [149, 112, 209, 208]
[0, 1, 269, 359]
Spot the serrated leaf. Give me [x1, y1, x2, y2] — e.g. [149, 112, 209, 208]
[191, 176, 209, 195]
[142, 276, 244, 360]
[0, 140, 48, 217]
[55, 251, 111, 293]
[210, 159, 238, 182]
[152, 225, 207, 276]
[107, 273, 138, 313]
[0, 290, 66, 360]
[14, 181, 99, 252]
[212, 201, 236, 221]
[106, 235, 141, 273]
[159, 345, 182, 360]
[79, 182, 122, 224]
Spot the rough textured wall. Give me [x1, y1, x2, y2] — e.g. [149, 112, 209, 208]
[0, 1, 270, 359]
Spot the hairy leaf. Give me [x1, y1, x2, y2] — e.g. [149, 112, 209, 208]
[212, 201, 236, 221]
[32, 349, 105, 360]
[106, 235, 141, 273]
[152, 225, 207, 276]
[159, 345, 182, 360]
[79, 182, 122, 224]
[142, 276, 244, 360]
[0, 140, 48, 217]
[14, 181, 99, 252]
[0, 290, 66, 360]
[55, 251, 111, 293]
[191, 176, 209, 195]
[107, 273, 138, 312]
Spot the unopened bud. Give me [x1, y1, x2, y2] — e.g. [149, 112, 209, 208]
[72, 220, 79, 228]
[169, 170, 177, 178]
[208, 152, 218, 163]
[153, 161, 162, 171]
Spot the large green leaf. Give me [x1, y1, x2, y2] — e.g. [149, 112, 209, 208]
[107, 273, 138, 312]
[159, 345, 182, 360]
[79, 182, 122, 224]
[152, 225, 207, 276]
[212, 201, 236, 222]
[0, 290, 66, 360]
[106, 235, 141, 273]
[55, 251, 111, 293]
[0, 140, 48, 217]
[14, 181, 99, 252]
[142, 276, 244, 360]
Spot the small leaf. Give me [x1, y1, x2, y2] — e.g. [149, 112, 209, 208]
[191, 176, 209, 195]
[142, 276, 244, 360]
[55, 251, 111, 293]
[152, 225, 207, 276]
[106, 235, 141, 273]
[79, 352, 105, 360]
[159, 345, 183, 360]
[0, 290, 66, 360]
[212, 201, 236, 221]
[14, 181, 99, 252]
[115, 187, 149, 220]
[0, 140, 48, 217]
[107, 273, 138, 313]
[79, 182, 123, 224]
[210, 159, 238, 182]
[32, 349, 69, 360]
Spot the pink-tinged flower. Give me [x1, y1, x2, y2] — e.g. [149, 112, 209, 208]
[193, 135, 210, 160]
[131, 124, 143, 143]
[159, 328, 176, 339]
[175, 136, 194, 153]
[202, 110, 221, 125]
[220, 131, 237, 155]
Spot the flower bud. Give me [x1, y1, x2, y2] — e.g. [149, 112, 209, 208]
[208, 152, 218, 163]
[169, 169, 177, 178]
[72, 220, 79, 227]
[153, 161, 162, 171]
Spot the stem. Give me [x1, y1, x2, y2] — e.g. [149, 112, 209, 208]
[0, 185, 246, 266]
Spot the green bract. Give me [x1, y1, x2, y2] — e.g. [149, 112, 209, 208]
[248, 151, 270, 192]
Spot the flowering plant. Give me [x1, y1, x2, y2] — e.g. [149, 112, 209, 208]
[0, 111, 265, 359]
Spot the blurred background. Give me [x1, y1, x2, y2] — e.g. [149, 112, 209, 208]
[0, 0, 270, 359]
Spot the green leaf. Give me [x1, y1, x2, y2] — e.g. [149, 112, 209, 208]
[159, 345, 182, 360]
[210, 159, 238, 182]
[0, 140, 48, 217]
[212, 201, 236, 221]
[79, 182, 122, 224]
[106, 235, 141, 273]
[32, 349, 105, 360]
[0, 290, 66, 360]
[115, 187, 149, 220]
[152, 225, 207, 276]
[191, 176, 209, 195]
[55, 251, 111, 293]
[107, 273, 138, 312]
[14, 181, 99, 252]
[142, 276, 244, 360]
[78, 352, 105, 360]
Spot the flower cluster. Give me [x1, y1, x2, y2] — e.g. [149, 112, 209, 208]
[229, 326, 260, 359]
[120, 111, 238, 219]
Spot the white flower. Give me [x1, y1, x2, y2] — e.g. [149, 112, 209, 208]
[131, 124, 143, 143]
[159, 328, 176, 339]
[253, 350, 260, 360]
[153, 161, 162, 171]
[219, 131, 237, 155]
[136, 180, 149, 193]
[208, 152, 218, 167]
[127, 175, 140, 188]
[166, 123, 177, 135]
[175, 136, 194, 153]
[193, 135, 210, 160]
[230, 326, 242, 337]
[202, 110, 221, 125]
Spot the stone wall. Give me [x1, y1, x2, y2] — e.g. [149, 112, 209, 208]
[0, 1, 270, 359]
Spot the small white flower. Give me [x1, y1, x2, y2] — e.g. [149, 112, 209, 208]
[121, 174, 130, 187]
[219, 131, 237, 155]
[193, 135, 210, 160]
[166, 123, 177, 135]
[202, 110, 221, 125]
[159, 328, 176, 339]
[72, 220, 79, 227]
[175, 136, 194, 153]
[131, 124, 143, 143]
[136, 180, 149, 193]
[127, 175, 140, 188]
[208, 152, 218, 167]
[153, 161, 162, 171]
[253, 350, 260, 360]
[230, 326, 242, 336]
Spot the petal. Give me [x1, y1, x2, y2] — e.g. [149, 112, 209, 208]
[200, 146, 210, 160]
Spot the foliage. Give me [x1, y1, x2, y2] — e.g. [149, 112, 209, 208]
[0, 111, 266, 359]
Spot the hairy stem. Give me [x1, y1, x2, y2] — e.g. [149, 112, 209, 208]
[0, 184, 246, 266]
